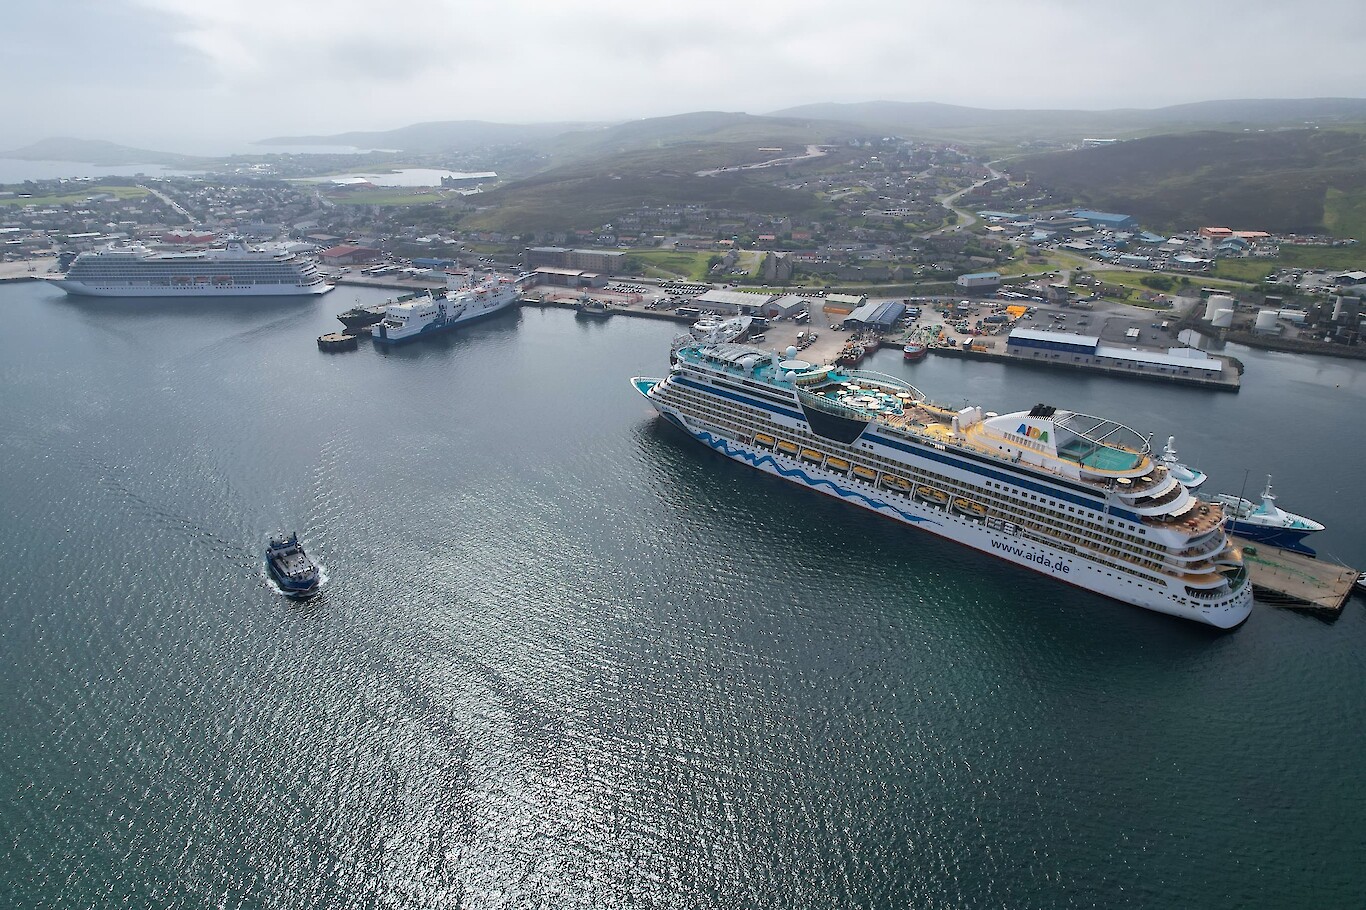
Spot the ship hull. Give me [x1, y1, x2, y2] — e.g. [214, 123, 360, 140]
[49, 278, 332, 298]
[634, 381, 1252, 630]
[1227, 521, 1318, 556]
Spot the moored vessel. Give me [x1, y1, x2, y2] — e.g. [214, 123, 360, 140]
[51, 238, 332, 298]
[902, 342, 927, 361]
[1214, 475, 1323, 556]
[371, 272, 521, 344]
[266, 532, 321, 597]
[632, 340, 1253, 628]
[574, 295, 613, 317]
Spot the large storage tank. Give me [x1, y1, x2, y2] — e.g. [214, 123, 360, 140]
[1212, 309, 1235, 328]
[1254, 309, 1280, 332]
[1204, 294, 1234, 321]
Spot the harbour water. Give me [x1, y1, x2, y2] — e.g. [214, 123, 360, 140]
[1, 281, 1364, 908]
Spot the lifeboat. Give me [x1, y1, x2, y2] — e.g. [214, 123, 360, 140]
[826, 457, 850, 472]
[881, 474, 911, 492]
[777, 440, 799, 454]
[953, 497, 987, 518]
[915, 486, 949, 506]
[852, 465, 877, 481]
[754, 433, 776, 447]
[800, 448, 823, 462]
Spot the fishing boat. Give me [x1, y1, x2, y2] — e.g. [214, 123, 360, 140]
[265, 532, 321, 598]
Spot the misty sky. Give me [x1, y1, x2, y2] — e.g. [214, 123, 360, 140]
[6, 0, 1366, 154]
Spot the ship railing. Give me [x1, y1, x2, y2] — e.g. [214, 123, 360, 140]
[842, 368, 924, 398]
[794, 387, 870, 420]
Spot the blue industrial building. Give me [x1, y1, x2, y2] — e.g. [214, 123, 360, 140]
[843, 300, 906, 331]
[411, 257, 457, 269]
[1072, 210, 1137, 230]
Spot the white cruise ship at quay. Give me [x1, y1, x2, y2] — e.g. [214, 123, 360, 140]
[51, 239, 332, 297]
[633, 341, 1253, 629]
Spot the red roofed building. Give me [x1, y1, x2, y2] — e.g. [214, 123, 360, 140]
[1199, 227, 1233, 240]
[319, 243, 380, 265]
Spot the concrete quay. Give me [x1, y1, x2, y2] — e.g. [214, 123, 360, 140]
[1237, 538, 1359, 614]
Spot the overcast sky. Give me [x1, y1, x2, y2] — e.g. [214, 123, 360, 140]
[6, 0, 1366, 154]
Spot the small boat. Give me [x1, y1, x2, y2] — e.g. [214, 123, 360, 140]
[800, 448, 823, 462]
[852, 465, 877, 480]
[574, 295, 612, 316]
[777, 440, 799, 454]
[1356, 572, 1366, 594]
[266, 532, 321, 598]
[953, 497, 987, 518]
[826, 456, 850, 472]
[754, 433, 776, 447]
[1159, 435, 1206, 489]
[882, 475, 912, 491]
[902, 342, 927, 361]
[337, 302, 389, 331]
[916, 486, 949, 506]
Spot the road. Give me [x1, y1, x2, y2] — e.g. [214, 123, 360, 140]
[922, 164, 1003, 238]
[138, 184, 194, 224]
[696, 145, 828, 177]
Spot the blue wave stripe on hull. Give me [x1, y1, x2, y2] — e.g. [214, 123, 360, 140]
[690, 427, 942, 527]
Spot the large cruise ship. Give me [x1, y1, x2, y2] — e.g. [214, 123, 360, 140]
[50, 239, 332, 297]
[633, 340, 1253, 628]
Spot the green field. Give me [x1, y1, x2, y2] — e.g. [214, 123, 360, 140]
[1211, 259, 1276, 282]
[1274, 244, 1366, 271]
[1323, 187, 1366, 241]
[0, 185, 150, 206]
[1089, 269, 1249, 297]
[630, 250, 718, 281]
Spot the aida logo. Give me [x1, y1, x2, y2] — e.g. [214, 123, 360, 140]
[1016, 423, 1050, 443]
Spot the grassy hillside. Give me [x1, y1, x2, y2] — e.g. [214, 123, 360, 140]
[770, 98, 1366, 143]
[1007, 129, 1366, 235]
[461, 141, 824, 232]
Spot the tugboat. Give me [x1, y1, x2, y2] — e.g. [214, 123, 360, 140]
[902, 341, 927, 361]
[265, 532, 321, 597]
[336, 300, 388, 331]
[574, 295, 612, 317]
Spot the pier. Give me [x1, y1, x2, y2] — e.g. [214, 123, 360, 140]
[1237, 537, 1359, 614]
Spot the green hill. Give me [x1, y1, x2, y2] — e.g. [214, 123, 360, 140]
[462, 142, 823, 232]
[770, 98, 1366, 142]
[1006, 129, 1366, 235]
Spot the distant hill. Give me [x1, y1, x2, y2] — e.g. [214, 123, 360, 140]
[258, 120, 602, 152]
[1007, 129, 1366, 235]
[769, 98, 1366, 139]
[462, 140, 825, 233]
[0, 137, 208, 166]
[262, 111, 861, 162]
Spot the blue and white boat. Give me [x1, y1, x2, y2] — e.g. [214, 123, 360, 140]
[266, 532, 321, 597]
[1159, 436, 1207, 489]
[633, 340, 1253, 629]
[1214, 475, 1324, 556]
[371, 272, 521, 344]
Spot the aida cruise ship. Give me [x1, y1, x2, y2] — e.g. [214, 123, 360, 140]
[633, 341, 1253, 628]
[51, 239, 332, 297]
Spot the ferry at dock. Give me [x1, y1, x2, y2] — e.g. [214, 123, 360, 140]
[632, 340, 1253, 628]
[371, 271, 521, 344]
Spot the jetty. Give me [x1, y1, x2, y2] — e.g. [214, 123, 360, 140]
[1237, 537, 1359, 614]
